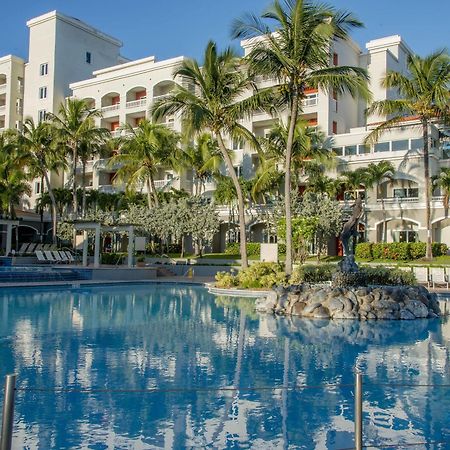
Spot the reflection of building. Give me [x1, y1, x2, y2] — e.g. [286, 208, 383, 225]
[1, 11, 449, 252]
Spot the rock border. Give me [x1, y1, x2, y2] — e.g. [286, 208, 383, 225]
[256, 284, 441, 320]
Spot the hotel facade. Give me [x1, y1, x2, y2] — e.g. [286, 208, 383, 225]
[1, 11, 449, 252]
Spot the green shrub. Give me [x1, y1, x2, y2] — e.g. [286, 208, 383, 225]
[432, 242, 448, 257]
[278, 243, 286, 255]
[355, 243, 372, 259]
[409, 242, 426, 259]
[225, 242, 261, 256]
[101, 252, 126, 265]
[371, 243, 389, 259]
[291, 264, 335, 284]
[360, 266, 416, 286]
[215, 271, 239, 288]
[387, 242, 410, 260]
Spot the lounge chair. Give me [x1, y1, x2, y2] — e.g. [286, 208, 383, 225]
[430, 267, 449, 289]
[34, 243, 44, 251]
[43, 244, 51, 250]
[57, 251, 70, 263]
[35, 250, 51, 264]
[49, 244, 58, 251]
[63, 251, 76, 263]
[44, 250, 57, 264]
[413, 266, 430, 287]
[27, 243, 37, 253]
[17, 243, 30, 255]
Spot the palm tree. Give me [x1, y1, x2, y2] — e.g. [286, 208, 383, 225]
[152, 41, 271, 269]
[233, 0, 371, 274]
[109, 120, 181, 208]
[306, 172, 340, 198]
[183, 133, 222, 196]
[0, 132, 31, 219]
[254, 120, 334, 200]
[48, 98, 108, 218]
[19, 118, 67, 242]
[366, 50, 450, 259]
[433, 167, 450, 212]
[365, 161, 395, 242]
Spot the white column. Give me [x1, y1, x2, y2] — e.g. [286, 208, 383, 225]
[94, 225, 101, 268]
[5, 224, 12, 256]
[127, 226, 134, 268]
[82, 231, 88, 266]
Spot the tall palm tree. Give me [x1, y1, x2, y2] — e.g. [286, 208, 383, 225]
[183, 133, 222, 196]
[19, 118, 67, 242]
[366, 50, 450, 259]
[48, 98, 108, 218]
[306, 172, 340, 198]
[233, 0, 371, 274]
[365, 161, 395, 242]
[109, 120, 181, 208]
[152, 41, 271, 269]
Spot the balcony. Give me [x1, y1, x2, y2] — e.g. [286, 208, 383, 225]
[162, 121, 174, 130]
[0, 84, 6, 94]
[98, 184, 124, 194]
[110, 130, 122, 138]
[153, 179, 170, 190]
[302, 94, 318, 107]
[101, 104, 120, 113]
[376, 197, 419, 204]
[126, 98, 147, 109]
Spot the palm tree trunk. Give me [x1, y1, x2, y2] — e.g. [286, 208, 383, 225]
[43, 171, 58, 244]
[423, 120, 433, 259]
[149, 174, 159, 206]
[81, 160, 87, 218]
[72, 145, 78, 218]
[380, 185, 387, 243]
[284, 93, 300, 275]
[217, 134, 248, 268]
[145, 178, 153, 208]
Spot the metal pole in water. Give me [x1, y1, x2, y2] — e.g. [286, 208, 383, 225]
[354, 371, 363, 450]
[0, 374, 16, 450]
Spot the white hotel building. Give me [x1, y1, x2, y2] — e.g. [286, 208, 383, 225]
[1, 11, 449, 252]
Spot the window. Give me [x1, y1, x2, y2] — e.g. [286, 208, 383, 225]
[411, 138, 424, 150]
[393, 230, 418, 243]
[393, 188, 418, 198]
[332, 121, 337, 134]
[332, 147, 343, 156]
[39, 86, 47, 99]
[40, 63, 48, 76]
[35, 181, 41, 194]
[232, 139, 244, 150]
[344, 145, 357, 156]
[358, 144, 370, 155]
[392, 139, 409, 151]
[333, 53, 339, 66]
[38, 110, 47, 123]
[374, 142, 390, 153]
[86, 52, 92, 64]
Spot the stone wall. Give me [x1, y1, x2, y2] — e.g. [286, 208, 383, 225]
[256, 284, 441, 320]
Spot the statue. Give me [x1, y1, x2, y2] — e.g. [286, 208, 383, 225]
[337, 196, 363, 274]
[340, 196, 363, 256]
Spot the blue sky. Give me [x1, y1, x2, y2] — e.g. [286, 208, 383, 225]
[1, 0, 449, 62]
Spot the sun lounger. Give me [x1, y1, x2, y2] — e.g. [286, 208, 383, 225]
[63, 251, 75, 263]
[49, 244, 58, 251]
[430, 267, 449, 289]
[413, 266, 430, 287]
[27, 243, 37, 253]
[34, 243, 44, 251]
[35, 250, 51, 264]
[44, 250, 58, 263]
[17, 243, 30, 255]
[43, 244, 51, 250]
[57, 251, 70, 263]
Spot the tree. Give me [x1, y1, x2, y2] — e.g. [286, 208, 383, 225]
[153, 41, 271, 268]
[183, 133, 222, 196]
[109, 120, 181, 208]
[365, 161, 395, 242]
[19, 118, 67, 242]
[233, 0, 371, 274]
[253, 120, 334, 200]
[48, 98, 108, 218]
[0, 131, 31, 219]
[433, 167, 450, 212]
[366, 50, 450, 259]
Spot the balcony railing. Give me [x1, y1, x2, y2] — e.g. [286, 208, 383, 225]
[0, 83, 6, 93]
[98, 184, 124, 194]
[377, 197, 419, 204]
[0, 105, 5, 113]
[110, 130, 122, 138]
[302, 95, 318, 107]
[126, 98, 147, 109]
[101, 103, 120, 113]
[162, 121, 174, 129]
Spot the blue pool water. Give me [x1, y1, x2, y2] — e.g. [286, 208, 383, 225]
[0, 266, 91, 283]
[0, 283, 449, 449]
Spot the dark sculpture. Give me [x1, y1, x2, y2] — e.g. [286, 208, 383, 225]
[340, 196, 363, 256]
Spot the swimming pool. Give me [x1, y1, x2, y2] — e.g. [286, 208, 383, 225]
[0, 283, 449, 449]
[0, 266, 91, 283]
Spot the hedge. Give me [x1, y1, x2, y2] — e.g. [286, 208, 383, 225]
[225, 242, 287, 256]
[101, 252, 126, 265]
[355, 242, 448, 261]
